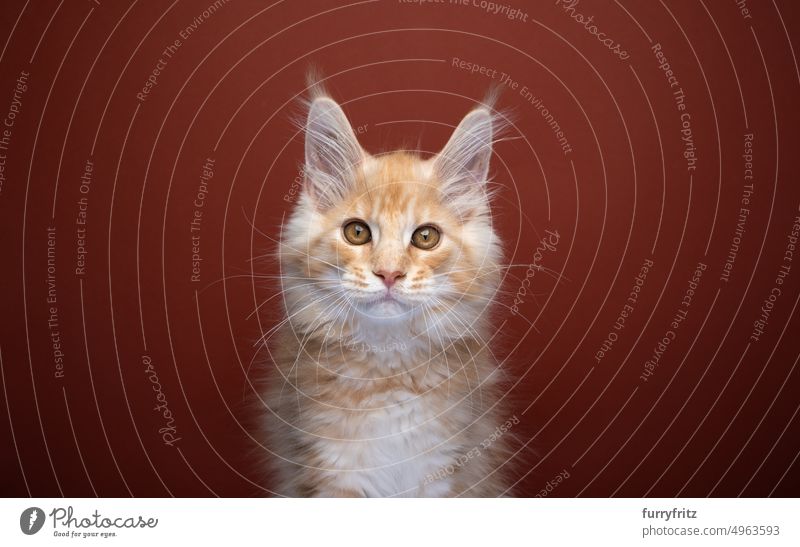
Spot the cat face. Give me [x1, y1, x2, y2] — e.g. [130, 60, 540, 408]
[279, 95, 502, 342]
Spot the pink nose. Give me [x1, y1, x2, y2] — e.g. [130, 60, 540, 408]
[373, 269, 405, 288]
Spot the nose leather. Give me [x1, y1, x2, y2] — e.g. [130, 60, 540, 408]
[373, 270, 405, 288]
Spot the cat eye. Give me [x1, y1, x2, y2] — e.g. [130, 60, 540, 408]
[342, 220, 372, 245]
[411, 225, 441, 250]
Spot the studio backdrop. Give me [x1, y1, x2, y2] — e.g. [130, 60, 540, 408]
[0, 0, 799, 497]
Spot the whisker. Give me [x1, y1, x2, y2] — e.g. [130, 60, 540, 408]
[247, 280, 341, 320]
[250, 239, 348, 275]
[252, 287, 347, 349]
[428, 297, 484, 411]
[278, 292, 352, 404]
[435, 288, 537, 320]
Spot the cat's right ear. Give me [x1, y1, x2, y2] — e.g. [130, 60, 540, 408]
[303, 97, 364, 209]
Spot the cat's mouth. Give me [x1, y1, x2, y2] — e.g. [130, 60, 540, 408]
[359, 290, 412, 316]
[359, 288, 400, 303]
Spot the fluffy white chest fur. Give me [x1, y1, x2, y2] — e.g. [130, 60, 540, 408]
[265, 328, 507, 497]
[313, 382, 464, 497]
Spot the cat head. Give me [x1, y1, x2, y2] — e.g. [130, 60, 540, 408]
[278, 93, 504, 346]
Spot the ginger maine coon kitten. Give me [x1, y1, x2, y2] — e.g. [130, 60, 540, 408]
[264, 88, 513, 497]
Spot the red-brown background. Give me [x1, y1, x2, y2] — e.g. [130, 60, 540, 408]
[1, 0, 799, 497]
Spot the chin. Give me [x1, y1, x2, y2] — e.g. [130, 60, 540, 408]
[359, 295, 411, 320]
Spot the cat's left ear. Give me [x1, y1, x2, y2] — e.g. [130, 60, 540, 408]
[303, 97, 365, 209]
[432, 108, 495, 217]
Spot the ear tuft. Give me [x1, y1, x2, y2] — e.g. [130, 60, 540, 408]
[433, 107, 499, 217]
[303, 96, 364, 209]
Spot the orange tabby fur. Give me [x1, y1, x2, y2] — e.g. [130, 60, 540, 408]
[261, 89, 512, 497]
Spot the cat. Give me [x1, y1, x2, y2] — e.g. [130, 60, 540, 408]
[262, 85, 513, 497]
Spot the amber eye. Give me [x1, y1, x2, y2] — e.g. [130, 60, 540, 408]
[411, 225, 441, 250]
[342, 220, 371, 245]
